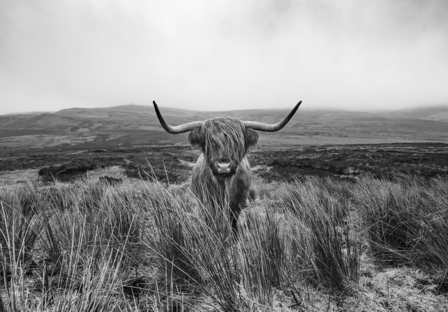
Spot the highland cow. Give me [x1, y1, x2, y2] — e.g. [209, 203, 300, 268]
[153, 101, 302, 235]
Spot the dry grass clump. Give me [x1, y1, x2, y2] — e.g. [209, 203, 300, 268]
[354, 175, 448, 268]
[279, 177, 359, 292]
[0, 175, 447, 311]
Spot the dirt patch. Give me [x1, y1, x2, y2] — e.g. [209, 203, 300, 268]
[351, 256, 448, 311]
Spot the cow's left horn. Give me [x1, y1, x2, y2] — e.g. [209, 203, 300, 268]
[243, 101, 302, 132]
[153, 101, 203, 134]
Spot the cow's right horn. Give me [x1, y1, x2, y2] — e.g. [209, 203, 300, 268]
[153, 101, 203, 134]
[243, 101, 302, 132]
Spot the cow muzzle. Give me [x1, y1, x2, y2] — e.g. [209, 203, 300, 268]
[213, 161, 236, 177]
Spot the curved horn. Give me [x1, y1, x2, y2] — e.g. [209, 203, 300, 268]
[153, 101, 203, 134]
[243, 101, 302, 132]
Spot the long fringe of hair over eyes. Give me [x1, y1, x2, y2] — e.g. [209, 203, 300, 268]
[203, 118, 246, 164]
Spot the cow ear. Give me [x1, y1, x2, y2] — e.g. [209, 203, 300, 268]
[245, 128, 259, 149]
[188, 128, 204, 149]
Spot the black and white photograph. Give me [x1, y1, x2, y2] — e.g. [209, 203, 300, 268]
[1, 0, 448, 311]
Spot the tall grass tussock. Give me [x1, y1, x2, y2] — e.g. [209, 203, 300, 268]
[0, 174, 447, 311]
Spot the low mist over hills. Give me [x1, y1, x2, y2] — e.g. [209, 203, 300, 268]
[1, 104, 448, 151]
[382, 106, 448, 121]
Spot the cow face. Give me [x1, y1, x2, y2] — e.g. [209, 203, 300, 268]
[188, 118, 259, 177]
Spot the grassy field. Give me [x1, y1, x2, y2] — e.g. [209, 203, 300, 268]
[1, 173, 448, 311]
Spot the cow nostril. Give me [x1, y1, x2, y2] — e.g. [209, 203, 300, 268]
[218, 158, 230, 164]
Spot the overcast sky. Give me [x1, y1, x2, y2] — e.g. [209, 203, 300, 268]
[1, 0, 448, 114]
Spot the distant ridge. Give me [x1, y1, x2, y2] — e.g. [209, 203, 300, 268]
[3, 103, 448, 118]
[2, 111, 54, 116]
[1, 103, 448, 150]
[385, 105, 448, 122]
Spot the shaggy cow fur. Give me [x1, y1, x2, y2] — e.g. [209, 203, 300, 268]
[188, 118, 259, 235]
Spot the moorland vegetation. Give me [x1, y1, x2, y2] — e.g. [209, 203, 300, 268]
[1, 172, 448, 311]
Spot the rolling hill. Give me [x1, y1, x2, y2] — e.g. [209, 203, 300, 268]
[381, 105, 448, 122]
[1, 104, 448, 151]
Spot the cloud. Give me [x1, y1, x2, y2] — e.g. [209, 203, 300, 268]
[1, 0, 447, 114]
